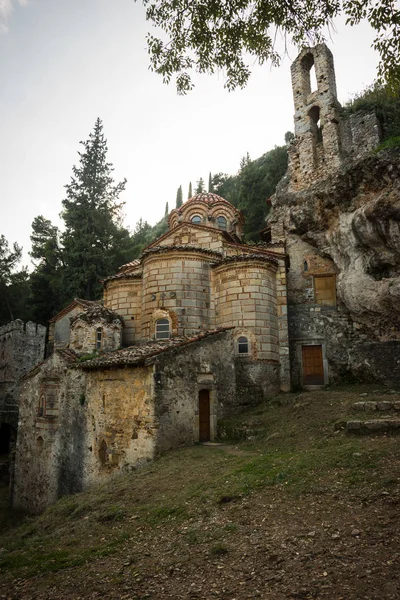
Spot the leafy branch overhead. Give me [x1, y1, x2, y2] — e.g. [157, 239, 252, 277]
[141, 0, 400, 93]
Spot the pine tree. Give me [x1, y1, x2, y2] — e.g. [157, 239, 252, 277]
[188, 182, 192, 199]
[165, 202, 169, 216]
[61, 118, 128, 300]
[176, 185, 183, 208]
[195, 178, 205, 193]
[208, 172, 213, 192]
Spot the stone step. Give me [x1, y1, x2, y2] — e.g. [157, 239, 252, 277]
[352, 401, 400, 412]
[346, 420, 400, 434]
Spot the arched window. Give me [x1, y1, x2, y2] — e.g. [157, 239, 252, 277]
[217, 215, 227, 231]
[237, 336, 249, 354]
[303, 260, 308, 272]
[96, 327, 102, 350]
[191, 215, 202, 225]
[38, 394, 46, 417]
[155, 318, 170, 340]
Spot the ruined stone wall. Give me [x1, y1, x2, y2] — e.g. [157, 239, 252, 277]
[13, 352, 86, 514]
[141, 250, 216, 339]
[83, 365, 156, 486]
[288, 44, 380, 192]
[0, 320, 46, 427]
[104, 278, 142, 346]
[69, 318, 122, 354]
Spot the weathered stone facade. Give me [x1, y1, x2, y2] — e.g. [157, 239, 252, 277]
[269, 43, 400, 388]
[13, 193, 290, 512]
[0, 320, 46, 454]
[288, 44, 380, 191]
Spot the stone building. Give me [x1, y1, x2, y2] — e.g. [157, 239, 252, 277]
[13, 193, 290, 513]
[12, 42, 400, 513]
[0, 320, 46, 460]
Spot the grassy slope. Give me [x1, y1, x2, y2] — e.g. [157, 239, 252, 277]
[0, 384, 400, 599]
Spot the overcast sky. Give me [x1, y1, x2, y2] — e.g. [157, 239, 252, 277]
[1, 0, 379, 266]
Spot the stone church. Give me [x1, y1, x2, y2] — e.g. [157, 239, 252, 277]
[12, 44, 400, 513]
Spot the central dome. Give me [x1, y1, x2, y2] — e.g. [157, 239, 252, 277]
[168, 192, 244, 238]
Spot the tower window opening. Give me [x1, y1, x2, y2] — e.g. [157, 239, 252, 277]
[301, 53, 317, 96]
[191, 215, 202, 225]
[155, 318, 170, 340]
[309, 106, 322, 143]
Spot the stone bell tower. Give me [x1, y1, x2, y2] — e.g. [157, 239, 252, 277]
[288, 44, 343, 189]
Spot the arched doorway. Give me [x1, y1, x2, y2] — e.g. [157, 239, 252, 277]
[198, 389, 210, 442]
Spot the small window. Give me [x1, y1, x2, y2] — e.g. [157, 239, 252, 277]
[314, 275, 336, 307]
[303, 260, 308, 272]
[155, 318, 170, 340]
[191, 215, 202, 225]
[237, 336, 249, 354]
[38, 394, 46, 417]
[217, 215, 227, 231]
[96, 328, 102, 350]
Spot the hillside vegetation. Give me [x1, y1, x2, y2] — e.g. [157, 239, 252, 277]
[1, 384, 400, 599]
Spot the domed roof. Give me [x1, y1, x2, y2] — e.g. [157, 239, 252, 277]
[184, 192, 233, 208]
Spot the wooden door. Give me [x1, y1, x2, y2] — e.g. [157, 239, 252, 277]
[302, 345, 324, 385]
[199, 390, 210, 442]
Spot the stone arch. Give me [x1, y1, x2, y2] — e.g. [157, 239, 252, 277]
[301, 52, 317, 96]
[234, 329, 257, 358]
[150, 308, 177, 339]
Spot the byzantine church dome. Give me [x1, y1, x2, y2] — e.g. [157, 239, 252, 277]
[168, 192, 244, 239]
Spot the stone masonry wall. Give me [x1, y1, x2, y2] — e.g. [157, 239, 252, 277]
[141, 250, 216, 339]
[212, 261, 280, 362]
[0, 320, 46, 428]
[13, 352, 86, 514]
[104, 278, 143, 346]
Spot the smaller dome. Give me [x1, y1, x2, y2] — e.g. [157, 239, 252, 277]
[184, 192, 234, 208]
[168, 192, 244, 238]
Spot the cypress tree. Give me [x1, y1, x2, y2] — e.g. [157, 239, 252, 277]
[196, 177, 205, 193]
[188, 182, 192, 199]
[176, 185, 183, 208]
[61, 118, 128, 300]
[208, 172, 213, 192]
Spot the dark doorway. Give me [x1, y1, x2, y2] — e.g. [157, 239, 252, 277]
[302, 345, 324, 385]
[199, 389, 210, 442]
[0, 423, 11, 455]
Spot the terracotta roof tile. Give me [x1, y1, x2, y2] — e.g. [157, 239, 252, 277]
[79, 328, 234, 370]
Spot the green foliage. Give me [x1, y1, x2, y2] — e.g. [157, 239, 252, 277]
[142, 0, 400, 94]
[375, 135, 400, 151]
[211, 143, 288, 241]
[61, 118, 128, 301]
[176, 185, 183, 208]
[344, 82, 400, 142]
[0, 235, 32, 325]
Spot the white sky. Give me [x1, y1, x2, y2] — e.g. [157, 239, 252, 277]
[0, 0, 379, 266]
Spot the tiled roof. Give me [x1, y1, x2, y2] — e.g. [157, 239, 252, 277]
[70, 304, 124, 325]
[119, 259, 141, 271]
[211, 253, 279, 267]
[141, 245, 223, 259]
[185, 192, 234, 207]
[79, 328, 233, 370]
[102, 271, 143, 284]
[49, 299, 100, 323]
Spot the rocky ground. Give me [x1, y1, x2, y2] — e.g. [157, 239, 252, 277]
[1, 385, 399, 599]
